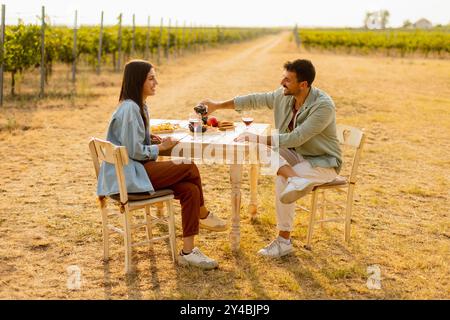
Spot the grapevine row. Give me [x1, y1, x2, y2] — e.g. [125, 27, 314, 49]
[296, 28, 450, 57]
[1, 23, 276, 96]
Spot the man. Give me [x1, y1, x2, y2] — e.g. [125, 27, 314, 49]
[200, 59, 342, 258]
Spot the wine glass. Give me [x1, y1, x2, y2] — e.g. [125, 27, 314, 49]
[241, 111, 254, 131]
[188, 112, 201, 137]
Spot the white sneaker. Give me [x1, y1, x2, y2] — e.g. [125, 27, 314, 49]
[257, 238, 293, 258]
[199, 212, 228, 232]
[279, 176, 315, 204]
[177, 247, 219, 270]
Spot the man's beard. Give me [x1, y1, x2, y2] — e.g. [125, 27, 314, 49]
[283, 86, 292, 96]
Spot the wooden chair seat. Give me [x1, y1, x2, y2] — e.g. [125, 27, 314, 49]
[313, 176, 348, 190]
[109, 189, 174, 202]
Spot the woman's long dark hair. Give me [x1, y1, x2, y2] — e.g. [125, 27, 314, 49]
[119, 59, 153, 129]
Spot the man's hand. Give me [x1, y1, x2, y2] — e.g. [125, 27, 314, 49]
[199, 99, 220, 115]
[234, 132, 272, 146]
[199, 98, 235, 115]
[234, 132, 259, 143]
[158, 137, 179, 153]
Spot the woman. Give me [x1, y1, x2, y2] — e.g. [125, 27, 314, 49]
[97, 60, 227, 270]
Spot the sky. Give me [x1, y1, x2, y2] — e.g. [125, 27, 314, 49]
[2, 0, 450, 28]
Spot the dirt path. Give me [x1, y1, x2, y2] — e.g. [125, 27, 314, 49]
[0, 32, 449, 299]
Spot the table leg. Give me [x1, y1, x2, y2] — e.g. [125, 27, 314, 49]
[248, 164, 259, 220]
[229, 163, 243, 251]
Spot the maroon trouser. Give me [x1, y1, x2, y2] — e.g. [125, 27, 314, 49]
[143, 161, 204, 237]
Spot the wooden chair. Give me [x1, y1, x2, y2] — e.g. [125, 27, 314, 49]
[299, 125, 366, 249]
[88, 138, 177, 273]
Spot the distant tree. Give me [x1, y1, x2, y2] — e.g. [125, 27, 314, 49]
[364, 12, 372, 29]
[403, 19, 413, 28]
[381, 10, 390, 29]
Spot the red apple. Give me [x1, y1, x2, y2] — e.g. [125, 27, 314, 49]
[207, 116, 219, 127]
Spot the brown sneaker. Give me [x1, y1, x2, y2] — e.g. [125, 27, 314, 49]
[199, 212, 228, 232]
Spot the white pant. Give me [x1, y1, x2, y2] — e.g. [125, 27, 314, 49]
[275, 148, 337, 232]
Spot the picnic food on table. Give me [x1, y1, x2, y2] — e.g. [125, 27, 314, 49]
[218, 120, 235, 131]
[206, 116, 219, 127]
[189, 124, 207, 133]
[193, 104, 231, 131]
[150, 122, 180, 133]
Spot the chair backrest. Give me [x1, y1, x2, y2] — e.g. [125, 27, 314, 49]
[336, 124, 366, 184]
[89, 137, 130, 204]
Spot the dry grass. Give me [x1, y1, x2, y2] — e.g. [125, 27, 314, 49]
[0, 32, 449, 299]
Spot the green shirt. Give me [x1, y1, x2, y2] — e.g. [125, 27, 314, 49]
[234, 86, 342, 173]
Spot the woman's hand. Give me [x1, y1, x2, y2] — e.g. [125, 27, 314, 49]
[151, 134, 162, 144]
[158, 137, 179, 153]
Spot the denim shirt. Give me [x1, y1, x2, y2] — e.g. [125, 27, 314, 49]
[97, 99, 159, 196]
[234, 86, 342, 173]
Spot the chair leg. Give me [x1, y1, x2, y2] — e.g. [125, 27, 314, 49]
[248, 164, 259, 221]
[306, 190, 319, 250]
[320, 191, 326, 229]
[144, 205, 153, 246]
[99, 197, 110, 261]
[166, 200, 177, 264]
[155, 202, 164, 218]
[122, 207, 134, 273]
[345, 184, 355, 243]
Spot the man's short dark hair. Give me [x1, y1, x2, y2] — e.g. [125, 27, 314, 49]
[283, 59, 316, 87]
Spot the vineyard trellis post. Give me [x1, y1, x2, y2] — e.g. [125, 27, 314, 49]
[174, 20, 178, 59]
[165, 18, 171, 61]
[181, 21, 186, 56]
[117, 13, 122, 72]
[72, 10, 77, 83]
[97, 11, 104, 75]
[0, 4, 5, 106]
[200, 25, 203, 51]
[199, 25, 202, 51]
[293, 24, 301, 49]
[203, 25, 206, 50]
[195, 24, 199, 52]
[216, 25, 220, 46]
[207, 25, 211, 49]
[188, 23, 193, 52]
[218, 25, 223, 44]
[40, 6, 45, 98]
[145, 16, 150, 60]
[157, 17, 163, 64]
[200, 25, 203, 49]
[203, 25, 207, 50]
[191, 23, 194, 52]
[192, 23, 196, 51]
[131, 14, 135, 57]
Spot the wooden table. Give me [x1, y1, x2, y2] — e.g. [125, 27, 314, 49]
[150, 119, 271, 250]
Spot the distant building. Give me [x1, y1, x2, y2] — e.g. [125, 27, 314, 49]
[366, 11, 382, 29]
[413, 18, 433, 29]
[364, 10, 390, 30]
